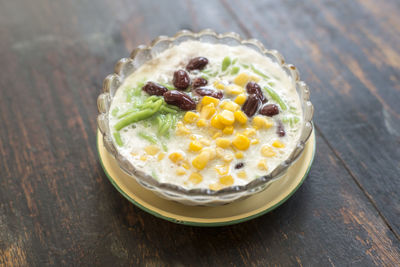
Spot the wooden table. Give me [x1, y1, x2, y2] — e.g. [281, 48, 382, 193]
[1, 0, 399, 266]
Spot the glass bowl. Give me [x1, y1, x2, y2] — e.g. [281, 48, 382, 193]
[97, 29, 314, 206]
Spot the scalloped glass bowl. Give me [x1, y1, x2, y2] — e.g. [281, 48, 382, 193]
[97, 29, 314, 206]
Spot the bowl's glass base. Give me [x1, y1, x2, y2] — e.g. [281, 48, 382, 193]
[97, 130, 316, 226]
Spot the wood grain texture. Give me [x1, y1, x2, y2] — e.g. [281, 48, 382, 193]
[221, 0, 400, 237]
[0, 0, 399, 266]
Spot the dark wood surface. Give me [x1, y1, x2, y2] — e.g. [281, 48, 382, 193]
[0, 0, 399, 266]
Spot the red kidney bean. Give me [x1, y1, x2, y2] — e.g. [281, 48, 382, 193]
[277, 120, 286, 137]
[260, 104, 279, 117]
[173, 70, 191, 90]
[163, 90, 196, 110]
[141, 82, 168, 96]
[192, 77, 208, 88]
[241, 94, 261, 117]
[194, 87, 223, 99]
[186, 57, 209, 71]
[246, 82, 267, 103]
[235, 162, 244, 169]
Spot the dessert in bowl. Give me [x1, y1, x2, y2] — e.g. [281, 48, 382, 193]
[97, 30, 313, 206]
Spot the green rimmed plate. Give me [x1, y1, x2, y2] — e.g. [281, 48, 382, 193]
[97, 130, 315, 226]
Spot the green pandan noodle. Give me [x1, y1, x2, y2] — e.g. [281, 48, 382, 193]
[221, 56, 231, 71]
[113, 132, 123, 146]
[282, 116, 300, 127]
[111, 107, 119, 117]
[263, 86, 287, 111]
[251, 64, 270, 79]
[230, 66, 240, 75]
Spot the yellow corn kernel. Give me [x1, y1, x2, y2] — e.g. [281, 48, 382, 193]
[190, 135, 197, 140]
[233, 73, 250, 87]
[243, 128, 256, 137]
[169, 152, 183, 163]
[234, 93, 247, 105]
[144, 145, 160, 156]
[257, 159, 268, 171]
[250, 75, 261, 82]
[216, 147, 225, 158]
[209, 183, 222, 191]
[201, 96, 220, 107]
[176, 121, 191, 135]
[261, 145, 276, 157]
[189, 141, 203, 152]
[232, 134, 250, 150]
[183, 111, 199, 124]
[140, 155, 147, 161]
[219, 110, 235, 125]
[223, 153, 234, 162]
[212, 131, 222, 139]
[237, 170, 247, 179]
[189, 172, 203, 184]
[176, 167, 186, 176]
[216, 138, 231, 149]
[264, 118, 274, 128]
[200, 103, 216, 119]
[213, 81, 225, 90]
[197, 118, 207, 127]
[157, 152, 165, 161]
[224, 84, 243, 95]
[252, 116, 267, 129]
[181, 159, 190, 170]
[219, 175, 234, 186]
[215, 164, 229, 176]
[272, 140, 285, 148]
[234, 110, 248, 124]
[223, 126, 234, 135]
[181, 160, 191, 170]
[235, 152, 244, 159]
[130, 152, 138, 157]
[210, 114, 225, 130]
[252, 116, 274, 129]
[221, 101, 239, 112]
[192, 150, 212, 170]
[202, 147, 216, 159]
[199, 138, 211, 146]
[251, 139, 259, 145]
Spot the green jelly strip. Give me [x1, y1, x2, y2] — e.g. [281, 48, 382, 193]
[165, 104, 180, 111]
[151, 169, 159, 180]
[282, 116, 300, 127]
[202, 69, 218, 77]
[138, 132, 167, 152]
[230, 66, 240, 75]
[144, 95, 160, 103]
[137, 132, 157, 144]
[160, 105, 177, 114]
[117, 108, 136, 119]
[240, 63, 249, 69]
[111, 107, 119, 117]
[263, 86, 287, 111]
[115, 107, 159, 131]
[251, 64, 270, 79]
[221, 56, 231, 71]
[232, 58, 238, 65]
[159, 82, 175, 91]
[161, 142, 168, 152]
[132, 87, 142, 97]
[209, 71, 219, 77]
[113, 132, 123, 146]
